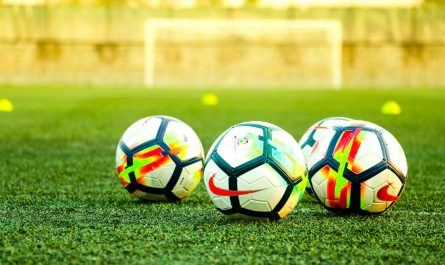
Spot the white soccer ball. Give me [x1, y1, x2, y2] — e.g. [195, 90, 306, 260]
[308, 120, 408, 213]
[204, 121, 308, 220]
[115, 116, 204, 201]
[299, 117, 352, 196]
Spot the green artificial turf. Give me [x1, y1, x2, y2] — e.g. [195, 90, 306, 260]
[0, 85, 444, 264]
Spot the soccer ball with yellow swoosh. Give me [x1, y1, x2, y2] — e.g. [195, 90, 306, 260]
[203, 121, 308, 220]
[307, 120, 408, 214]
[115, 116, 204, 201]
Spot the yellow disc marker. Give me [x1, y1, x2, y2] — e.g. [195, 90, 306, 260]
[0, 98, 14, 112]
[201, 93, 219, 106]
[381, 101, 401, 115]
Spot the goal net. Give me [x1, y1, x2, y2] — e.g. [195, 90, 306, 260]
[145, 19, 342, 89]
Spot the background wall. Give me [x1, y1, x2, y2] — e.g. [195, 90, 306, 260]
[0, 3, 444, 88]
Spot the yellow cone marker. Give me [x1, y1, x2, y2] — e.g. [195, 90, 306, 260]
[381, 101, 401, 115]
[0, 98, 13, 112]
[201, 93, 219, 106]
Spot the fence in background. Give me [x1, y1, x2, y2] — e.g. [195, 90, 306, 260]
[0, 3, 444, 88]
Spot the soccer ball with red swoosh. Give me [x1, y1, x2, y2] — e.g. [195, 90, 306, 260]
[307, 120, 408, 213]
[115, 116, 204, 201]
[203, 121, 308, 220]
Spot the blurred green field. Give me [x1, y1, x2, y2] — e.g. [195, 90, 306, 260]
[0, 85, 444, 264]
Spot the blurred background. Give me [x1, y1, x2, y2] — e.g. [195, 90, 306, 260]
[0, 0, 444, 88]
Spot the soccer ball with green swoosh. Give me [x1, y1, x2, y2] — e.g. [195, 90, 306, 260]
[307, 120, 408, 214]
[203, 121, 308, 220]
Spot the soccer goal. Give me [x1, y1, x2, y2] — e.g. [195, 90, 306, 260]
[145, 19, 342, 89]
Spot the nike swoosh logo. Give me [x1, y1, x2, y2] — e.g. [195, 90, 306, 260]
[377, 184, 399, 201]
[208, 173, 264, 196]
[310, 140, 320, 155]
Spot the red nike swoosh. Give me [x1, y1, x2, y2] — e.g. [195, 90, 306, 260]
[310, 140, 320, 155]
[377, 184, 399, 201]
[208, 173, 264, 196]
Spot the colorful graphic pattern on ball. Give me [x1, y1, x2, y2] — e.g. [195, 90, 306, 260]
[116, 116, 204, 201]
[117, 144, 188, 187]
[309, 123, 407, 213]
[204, 122, 307, 220]
[299, 117, 352, 197]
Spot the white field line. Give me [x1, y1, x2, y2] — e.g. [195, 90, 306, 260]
[296, 208, 445, 216]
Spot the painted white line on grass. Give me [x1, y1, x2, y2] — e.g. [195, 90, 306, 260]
[390, 210, 445, 216]
[295, 208, 445, 216]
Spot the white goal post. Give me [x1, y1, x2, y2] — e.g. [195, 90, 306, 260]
[145, 19, 343, 89]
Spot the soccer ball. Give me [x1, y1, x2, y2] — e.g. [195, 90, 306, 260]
[308, 120, 408, 213]
[299, 117, 352, 197]
[203, 121, 307, 220]
[116, 116, 204, 201]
